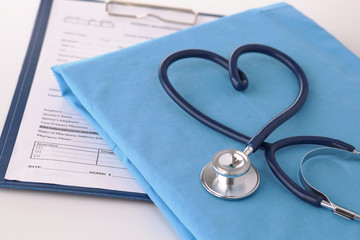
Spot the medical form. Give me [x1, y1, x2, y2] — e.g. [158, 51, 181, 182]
[4, 0, 217, 193]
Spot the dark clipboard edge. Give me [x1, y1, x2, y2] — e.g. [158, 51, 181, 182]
[0, 0, 150, 202]
[199, 12, 223, 18]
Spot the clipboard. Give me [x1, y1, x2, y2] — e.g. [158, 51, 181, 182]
[0, 0, 220, 201]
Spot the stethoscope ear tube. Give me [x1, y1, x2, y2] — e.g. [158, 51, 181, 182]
[265, 144, 324, 206]
[300, 147, 360, 221]
[265, 136, 357, 211]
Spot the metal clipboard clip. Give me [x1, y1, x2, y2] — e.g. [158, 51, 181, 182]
[105, 1, 199, 25]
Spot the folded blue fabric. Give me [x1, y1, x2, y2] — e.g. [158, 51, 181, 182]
[52, 3, 360, 239]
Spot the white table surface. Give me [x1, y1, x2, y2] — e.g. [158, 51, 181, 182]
[0, 0, 359, 239]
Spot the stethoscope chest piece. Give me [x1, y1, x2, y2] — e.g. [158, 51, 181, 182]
[201, 149, 260, 199]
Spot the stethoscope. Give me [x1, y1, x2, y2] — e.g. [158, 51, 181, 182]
[158, 44, 360, 221]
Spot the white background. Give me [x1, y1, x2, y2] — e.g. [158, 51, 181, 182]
[0, 0, 359, 239]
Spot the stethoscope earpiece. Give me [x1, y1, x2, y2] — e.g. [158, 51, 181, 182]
[201, 148, 260, 199]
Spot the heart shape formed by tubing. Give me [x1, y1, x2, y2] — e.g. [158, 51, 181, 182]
[158, 44, 309, 152]
[158, 45, 360, 218]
